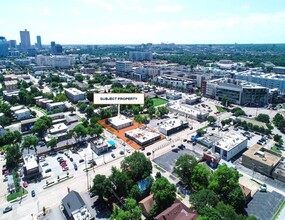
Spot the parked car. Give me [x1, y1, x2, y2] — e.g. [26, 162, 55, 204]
[178, 144, 185, 150]
[89, 192, 96, 198]
[126, 149, 131, 153]
[111, 153, 115, 158]
[3, 206, 12, 214]
[79, 159, 84, 163]
[58, 150, 64, 154]
[3, 176, 8, 182]
[31, 190, 35, 197]
[69, 157, 73, 162]
[62, 167, 69, 171]
[23, 182, 28, 188]
[42, 163, 48, 167]
[45, 169, 52, 173]
[146, 152, 151, 156]
[259, 184, 267, 192]
[73, 163, 78, 170]
[172, 148, 179, 153]
[48, 151, 57, 156]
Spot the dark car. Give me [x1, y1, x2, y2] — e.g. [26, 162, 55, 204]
[89, 192, 96, 198]
[3, 206, 12, 214]
[45, 169, 52, 173]
[58, 150, 64, 154]
[111, 153, 115, 158]
[69, 157, 73, 162]
[73, 163, 78, 170]
[79, 159, 84, 163]
[48, 151, 57, 156]
[31, 190, 35, 197]
[178, 145, 185, 150]
[146, 152, 151, 156]
[172, 148, 179, 153]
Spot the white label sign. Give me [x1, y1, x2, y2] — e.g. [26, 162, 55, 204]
[94, 93, 145, 105]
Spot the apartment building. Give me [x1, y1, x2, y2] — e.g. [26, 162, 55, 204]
[116, 61, 133, 73]
[64, 88, 86, 103]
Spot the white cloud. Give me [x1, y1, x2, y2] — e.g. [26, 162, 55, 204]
[0, 19, 7, 25]
[121, 5, 149, 12]
[241, 3, 250, 11]
[156, 4, 182, 12]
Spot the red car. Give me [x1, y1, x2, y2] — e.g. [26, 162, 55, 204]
[61, 163, 67, 167]
[23, 182, 28, 188]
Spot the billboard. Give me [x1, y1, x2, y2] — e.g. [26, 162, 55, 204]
[94, 93, 145, 105]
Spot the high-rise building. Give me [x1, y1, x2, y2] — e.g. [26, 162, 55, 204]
[8, 40, 16, 49]
[20, 29, 31, 51]
[36, 36, 42, 48]
[51, 41, 56, 53]
[55, 44, 63, 54]
[0, 36, 9, 57]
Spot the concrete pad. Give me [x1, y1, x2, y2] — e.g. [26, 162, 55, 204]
[239, 176, 260, 196]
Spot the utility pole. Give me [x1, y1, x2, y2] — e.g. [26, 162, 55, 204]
[84, 154, 89, 191]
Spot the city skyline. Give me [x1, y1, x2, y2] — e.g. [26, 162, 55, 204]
[1, 0, 285, 44]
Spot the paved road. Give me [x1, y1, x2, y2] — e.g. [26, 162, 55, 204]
[0, 158, 123, 220]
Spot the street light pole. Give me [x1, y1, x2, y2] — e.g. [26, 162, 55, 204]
[84, 154, 89, 191]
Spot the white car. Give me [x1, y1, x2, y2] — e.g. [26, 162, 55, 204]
[42, 163, 48, 167]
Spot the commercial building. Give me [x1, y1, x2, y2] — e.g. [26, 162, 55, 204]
[21, 118, 37, 132]
[166, 91, 182, 100]
[125, 126, 161, 146]
[14, 108, 31, 121]
[91, 138, 110, 155]
[4, 80, 18, 90]
[0, 36, 8, 57]
[168, 103, 209, 122]
[133, 67, 159, 81]
[3, 90, 19, 100]
[49, 123, 68, 135]
[205, 78, 268, 106]
[116, 61, 133, 73]
[212, 132, 247, 161]
[36, 98, 53, 109]
[154, 75, 195, 91]
[51, 56, 72, 68]
[129, 51, 153, 61]
[23, 155, 40, 179]
[8, 40, 16, 49]
[64, 88, 86, 103]
[106, 115, 133, 130]
[46, 102, 66, 111]
[4, 74, 30, 81]
[234, 70, 285, 93]
[36, 35, 42, 48]
[158, 119, 189, 136]
[242, 144, 281, 177]
[273, 66, 285, 74]
[185, 95, 201, 105]
[272, 158, 285, 183]
[62, 190, 92, 220]
[20, 29, 31, 51]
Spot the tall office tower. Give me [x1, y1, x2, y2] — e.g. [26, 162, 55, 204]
[55, 44, 63, 54]
[0, 37, 9, 57]
[36, 35, 42, 48]
[51, 41, 56, 53]
[8, 40, 17, 49]
[20, 29, 31, 51]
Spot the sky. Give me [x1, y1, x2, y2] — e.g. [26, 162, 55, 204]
[1, 0, 285, 45]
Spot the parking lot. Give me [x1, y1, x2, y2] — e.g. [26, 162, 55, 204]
[245, 191, 284, 220]
[153, 148, 201, 174]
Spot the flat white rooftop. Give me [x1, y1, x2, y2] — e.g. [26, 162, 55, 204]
[159, 118, 187, 131]
[15, 108, 30, 114]
[11, 105, 25, 112]
[169, 103, 208, 116]
[49, 123, 68, 134]
[24, 155, 38, 170]
[215, 132, 247, 151]
[108, 115, 132, 127]
[126, 126, 160, 143]
[65, 88, 85, 95]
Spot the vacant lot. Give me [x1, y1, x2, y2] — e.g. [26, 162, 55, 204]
[152, 98, 168, 107]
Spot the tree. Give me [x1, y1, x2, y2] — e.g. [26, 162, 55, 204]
[191, 164, 211, 190]
[157, 106, 169, 118]
[144, 97, 154, 109]
[85, 105, 94, 118]
[128, 185, 143, 202]
[274, 134, 283, 145]
[273, 113, 285, 128]
[207, 116, 217, 125]
[32, 116, 52, 137]
[173, 155, 198, 187]
[148, 106, 156, 118]
[232, 108, 246, 117]
[255, 113, 270, 123]
[75, 74, 84, 82]
[5, 144, 21, 168]
[227, 187, 246, 212]
[190, 189, 219, 212]
[88, 123, 103, 137]
[47, 138, 57, 150]
[215, 202, 240, 220]
[0, 116, 11, 127]
[21, 135, 39, 154]
[199, 206, 222, 220]
[151, 177, 176, 214]
[121, 151, 152, 182]
[72, 124, 88, 142]
[110, 198, 142, 220]
[109, 167, 133, 198]
[91, 174, 108, 201]
[221, 96, 230, 107]
[53, 93, 67, 102]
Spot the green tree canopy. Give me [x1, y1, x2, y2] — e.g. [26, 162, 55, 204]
[151, 177, 176, 214]
[5, 144, 21, 168]
[109, 167, 133, 198]
[121, 151, 152, 182]
[255, 113, 270, 123]
[191, 164, 211, 190]
[21, 135, 39, 153]
[190, 189, 219, 212]
[207, 116, 217, 125]
[110, 198, 142, 220]
[53, 93, 67, 102]
[32, 116, 52, 137]
[47, 137, 57, 150]
[173, 154, 198, 187]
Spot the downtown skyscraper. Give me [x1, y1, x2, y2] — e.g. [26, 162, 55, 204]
[20, 29, 31, 51]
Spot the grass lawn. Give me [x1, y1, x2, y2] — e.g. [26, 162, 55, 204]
[271, 146, 282, 155]
[7, 188, 28, 201]
[152, 98, 168, 107]
[273, 200, 285, 220]
[216, 105, 226, 113]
